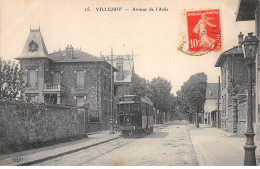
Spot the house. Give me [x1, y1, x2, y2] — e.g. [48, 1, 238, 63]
[215, 32, 256, 134]
[16, 28, 117, 132]
[204, 83, 221, 127]
[236, 0, 260, 141]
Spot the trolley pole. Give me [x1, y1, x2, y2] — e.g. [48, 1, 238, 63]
[109, 47, 115, 134]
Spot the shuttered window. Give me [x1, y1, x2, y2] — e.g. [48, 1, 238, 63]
[27, 69, 37, 88]
[53, 72, 61, 84]
[76, 70, 85, 88]
[76, 96, 85, 106]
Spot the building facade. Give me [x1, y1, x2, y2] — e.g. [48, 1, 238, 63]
[215, 32, 256, 135]
[16, 28, 117, 132]
[236, 0, 260, 141]
[101, 54, 134, 97]
[101, 53, 134, 122]
[204, 83, 220, 127]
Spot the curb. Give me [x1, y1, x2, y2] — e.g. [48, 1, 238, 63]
[16, 122, 172, 166]
[17, 136, 120, 166]
[186, 124, 206, 166]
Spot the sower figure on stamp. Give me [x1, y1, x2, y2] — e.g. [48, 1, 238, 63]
[193, 13, 216, 49]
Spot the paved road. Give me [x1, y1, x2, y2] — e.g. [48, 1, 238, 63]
[35, 123, 198, 166]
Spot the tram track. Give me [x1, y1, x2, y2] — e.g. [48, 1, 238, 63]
[34, 137, 137, 166]
[29, 123, 171, 166]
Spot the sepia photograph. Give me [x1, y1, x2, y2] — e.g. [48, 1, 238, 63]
[0, 0, 260, 166]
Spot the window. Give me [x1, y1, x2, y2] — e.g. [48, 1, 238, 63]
[114, 87, 118, 96]
[104, 76, 109, 90]
[118, 103, 130, 114]
[89, 110, 101, 123]
[76, 96, 85, 106]
[53, 72, 61, 84]
[76, 70, 85, 88]
[27, 69, 37, 88]
[130, 103, 141, 114]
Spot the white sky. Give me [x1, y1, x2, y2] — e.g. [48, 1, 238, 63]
[0, 0, 255, 94]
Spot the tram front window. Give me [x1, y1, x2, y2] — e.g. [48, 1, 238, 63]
[130, 103, 141, 114]
[118, 104, 129, 114]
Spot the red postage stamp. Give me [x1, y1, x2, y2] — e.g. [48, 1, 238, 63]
[186, 9, 221, 52]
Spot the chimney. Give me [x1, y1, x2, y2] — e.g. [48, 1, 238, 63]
[238, 32, 244, 51]
[66, 45, 73, 59]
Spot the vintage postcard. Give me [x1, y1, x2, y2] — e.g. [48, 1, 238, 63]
[0, 0, 260, 166]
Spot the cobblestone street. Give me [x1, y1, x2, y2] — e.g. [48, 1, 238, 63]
[34, 122, 198, 166]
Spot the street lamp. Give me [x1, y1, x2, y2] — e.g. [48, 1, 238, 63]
[242, 32, 258, 166]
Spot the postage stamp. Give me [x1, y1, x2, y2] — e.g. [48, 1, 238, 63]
[178, 9, 221, 56]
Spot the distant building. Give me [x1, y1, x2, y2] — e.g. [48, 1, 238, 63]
[114, 55, 134, 96]
[101, 53, 134, 121]
[204, 83, 220, 127]
[215, 32, 255, 134]
[236, 0, 260, 141]
[101, 54, 134, 97]
[16, 28, 117, 132]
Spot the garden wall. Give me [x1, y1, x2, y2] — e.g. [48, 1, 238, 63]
[0, 101, 85, 154]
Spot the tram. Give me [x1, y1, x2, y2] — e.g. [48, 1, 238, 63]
[117, 95, 154, 137]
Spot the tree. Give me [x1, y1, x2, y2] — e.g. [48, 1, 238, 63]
[150, 76, 172, 113]
[0, 57, 24, 101]
[168, 93, 176, 120]
[176, 90, 190, 121]
[181, 72, 207, 128]
[129, 73, 153, 98]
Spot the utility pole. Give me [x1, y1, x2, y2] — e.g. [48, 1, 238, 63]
[100, 48, 134, 134]
[109, 47, 115, 134]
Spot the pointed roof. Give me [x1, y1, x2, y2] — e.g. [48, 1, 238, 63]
[17, 28, 48, 59]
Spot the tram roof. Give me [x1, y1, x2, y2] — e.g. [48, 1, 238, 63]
[141, 96, 153, 106]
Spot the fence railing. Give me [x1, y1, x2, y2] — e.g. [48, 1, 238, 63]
[44, 83, 64, 92]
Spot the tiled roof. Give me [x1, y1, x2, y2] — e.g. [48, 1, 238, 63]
[49, 49, 103, 62]
[17, 29, 49, 59]
[16, 29, 117, 71]
[49, 49, 118, 71]
[215, 46, 243, 67]
[206, 83, 219, 99]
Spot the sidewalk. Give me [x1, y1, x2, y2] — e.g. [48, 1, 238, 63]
[0, 123, 168, 166]
[0, 131, 121, 166]
[188, 124, 260, 166]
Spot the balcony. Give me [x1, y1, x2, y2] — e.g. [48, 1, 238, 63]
[43, 83, 64, 94]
